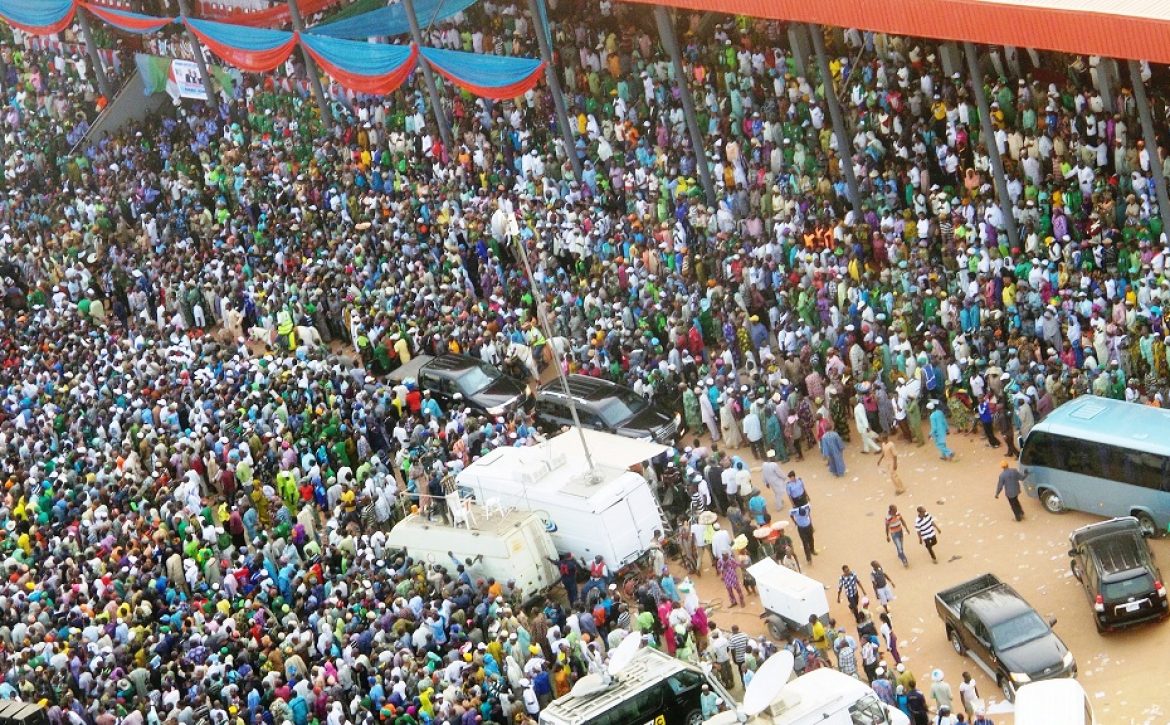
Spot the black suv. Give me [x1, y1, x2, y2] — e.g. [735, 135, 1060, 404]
[1068, 517, 1169, 632]
[389, 354, 530, 417]
[534, 375, 679, 443]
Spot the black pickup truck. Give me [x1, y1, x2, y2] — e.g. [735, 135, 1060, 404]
[936, 573, 1075, 702]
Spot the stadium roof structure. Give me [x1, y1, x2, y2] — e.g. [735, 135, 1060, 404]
[620, 0, 1170, 66]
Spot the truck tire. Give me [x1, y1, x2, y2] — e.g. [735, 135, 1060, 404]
[999, 676, 1016, 702]
[684, 709, 703, 725]
[948, 627, 966, 656]
[1070, 559, 1082, 582]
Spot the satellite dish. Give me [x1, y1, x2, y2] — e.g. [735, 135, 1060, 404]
[607, 632, 642, 676]
[741, 650, 795, 716]
[569, 674, 610, 698]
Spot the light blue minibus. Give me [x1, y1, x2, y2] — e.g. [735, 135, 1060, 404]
[1020, 396, 1170, 537]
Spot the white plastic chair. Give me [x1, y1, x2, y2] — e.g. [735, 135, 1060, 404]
[482, 497, 505, 519]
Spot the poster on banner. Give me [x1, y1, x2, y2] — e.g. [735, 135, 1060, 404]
[167, 59, 207, 100]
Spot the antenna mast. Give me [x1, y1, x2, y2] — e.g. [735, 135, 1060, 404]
[510, 232, 600, 483]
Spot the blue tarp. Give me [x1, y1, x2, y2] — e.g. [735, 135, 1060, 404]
[420, 46, 542, 91]
[0, 0, 73, 32]
[184, 17, 295, 52]
[300, 32, 414, 76]
[311, 0, 478, 40]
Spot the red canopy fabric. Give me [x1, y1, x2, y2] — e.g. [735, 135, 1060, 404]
[621, 0, 1170, 65]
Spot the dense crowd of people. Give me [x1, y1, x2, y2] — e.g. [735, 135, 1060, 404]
[0, 0, 1167, 722]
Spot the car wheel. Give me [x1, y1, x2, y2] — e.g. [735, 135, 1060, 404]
[1070, 560, 1083, 582]
[684, 709, 703, 725]
[1134, 511, 1159, 538]
[949, 628, 965, 656]
[999, 677, 1016, 703]
[1039, 489, 1065, 514]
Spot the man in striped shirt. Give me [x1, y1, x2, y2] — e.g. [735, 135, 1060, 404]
[836, 565, 867, 620]
[915, 506, 942, 564]
[728, 624, 751, 679]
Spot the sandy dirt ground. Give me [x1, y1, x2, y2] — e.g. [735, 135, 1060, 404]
[676, 423, 1170, 725]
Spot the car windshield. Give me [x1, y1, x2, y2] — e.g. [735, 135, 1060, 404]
[596, 390, 649, 427]
[990, 612, 1050, 650]
[456, 365, 498, 396]
[1102, 573, 1155, 600]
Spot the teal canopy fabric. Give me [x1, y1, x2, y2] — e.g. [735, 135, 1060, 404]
[420, 47, 543, 100]
[299, 34, 417, 94]
[184, 17, 298, 72]
[312, 0, 478, 40]
[0, 0, 74, 33]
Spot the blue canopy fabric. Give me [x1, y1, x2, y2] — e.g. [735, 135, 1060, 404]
[0, 0, 74, 34]
[184, 17, 297, 72]
[311, 0, 478, 40]
[299, 34, 417, 94]
[420, 46, 543, 100]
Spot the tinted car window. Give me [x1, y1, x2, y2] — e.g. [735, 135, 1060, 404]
[1102, 572, 1154, 600]
[596, 391, 649, 427]
[666, 669, 704, 695]
[456, 365, 497, 396]
[990, 612, 1049, 650]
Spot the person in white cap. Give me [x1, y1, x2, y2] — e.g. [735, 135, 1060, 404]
[928, 400, 955, 461]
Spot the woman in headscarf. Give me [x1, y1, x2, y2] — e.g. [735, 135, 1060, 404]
[719, 395, 742, 449]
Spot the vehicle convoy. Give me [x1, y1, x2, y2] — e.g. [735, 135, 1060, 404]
[384, 507, 560, 600]
[533, 374, 680, 443]
[1068, 516, 1169, 632]
[935, 573, 1075, 702]
[1019, 395, 1170, 536]
[386, 353, 529, 416]
[455, 428, 668, 567]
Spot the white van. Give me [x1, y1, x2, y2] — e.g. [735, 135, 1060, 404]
[384, 508, 559, 598]
[455, 428, 668, 567]
[705, 653, 908, 725]
[1014, 679, 1095, 725]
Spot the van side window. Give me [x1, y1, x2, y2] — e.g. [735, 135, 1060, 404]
[666, 669, 703, 695]
[593, 685, 665, 725]
[1020, 430, 1054, 467]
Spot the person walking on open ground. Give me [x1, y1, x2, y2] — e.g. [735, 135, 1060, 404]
[837, 565, 867, 621]
[870, 560, 896, 611]
[885, 504, 910, 567]
[876, 434, 905, 495]
[915, 506, 942, 564]
[994, 459, 1029, 522]
[791, 502, 817, 563]
[716, 551, 747, 608]
[927, 400, 956, 461]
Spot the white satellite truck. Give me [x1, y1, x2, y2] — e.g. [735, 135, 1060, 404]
[384, 506, 561, 600]
[705, 651, 910, 725]
[540, 640, 907, 725]
[455, 428, 668, 567]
